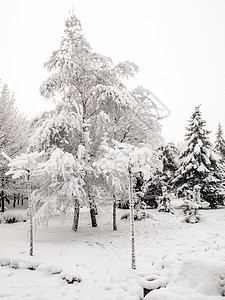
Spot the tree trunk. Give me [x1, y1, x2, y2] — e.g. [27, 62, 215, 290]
[89, 193, 98, 227]
[72, 197, 80, 232]
[128, 166, 136, 270]
[27, 172, 33, 256]
[13, 194, 16, 208]
[113, 194, 117, 231]
[1, 191, 4, 213]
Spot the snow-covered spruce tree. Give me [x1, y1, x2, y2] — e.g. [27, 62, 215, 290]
[30, 13, 163, 231]
[158, 186, 175, 214]
[182, 184, 201, 223]
[172, 105, 225, 208]
[215, 123, 225, 160]
[0, 83, 29, 211]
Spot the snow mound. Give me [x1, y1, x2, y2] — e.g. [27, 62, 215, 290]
[0, 256, 81, 284]
[139, 274, 169, 290]
[0, 256, 41, 270]
[178, 257, 225, 296]
[144, 257, 225, 299]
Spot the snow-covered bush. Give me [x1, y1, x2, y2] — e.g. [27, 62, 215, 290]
[0, 210, 27, 223]
[121, 210, 152, 221]
[157, 193, 175, 214]
[182, 199, 200, 223]
[61, 271, 81, 284]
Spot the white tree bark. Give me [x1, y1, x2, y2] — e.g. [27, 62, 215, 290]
[27, 171, 33, 256]
[128, 164, 136, 270]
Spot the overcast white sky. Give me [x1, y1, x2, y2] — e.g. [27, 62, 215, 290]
[0, 0, 225, 143]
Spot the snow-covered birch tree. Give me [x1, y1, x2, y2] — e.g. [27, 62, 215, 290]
[5, 151, 44, 256]
[94, 138, 162, 269]
[29, 13, 163, 231]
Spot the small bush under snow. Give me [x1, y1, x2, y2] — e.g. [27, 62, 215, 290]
[0, 211, 27, 224]
[61, 271, 81, 284]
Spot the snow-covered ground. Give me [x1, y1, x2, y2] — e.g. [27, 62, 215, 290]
[1, 200, 225, 299]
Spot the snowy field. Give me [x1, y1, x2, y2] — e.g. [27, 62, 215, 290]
[1, 201, 225, 300]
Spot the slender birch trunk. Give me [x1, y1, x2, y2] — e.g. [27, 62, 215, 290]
[113, 194, 117, 231]
[128, 165, 136, 270]
[72, 197, 80, 232]
[27, 171, 33, 256]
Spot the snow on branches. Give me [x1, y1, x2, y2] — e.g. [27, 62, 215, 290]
[95, 84, 136, 109]
[113, 61, 139, 79]
[6, 151, 45, 180]
[94, 138, 162, 180]
[29, 103, 82, 152]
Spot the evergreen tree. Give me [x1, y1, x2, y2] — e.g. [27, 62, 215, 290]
[172, 105, 225, 208]
[215, 123, 225, 160]
[157, 142, 179, 186]
[0, 83, 29, 157]
[141, 143, 179, 207]
[0, 83, 29, 211]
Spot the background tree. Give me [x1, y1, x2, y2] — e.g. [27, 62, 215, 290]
[158, 142, 180, 185]
[215, 123, 225, 160]
[0, 83, 29, 157]
[141, 143, 179, 207]
[172, 105, 225, 208]
[0, 83, 29, 211]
